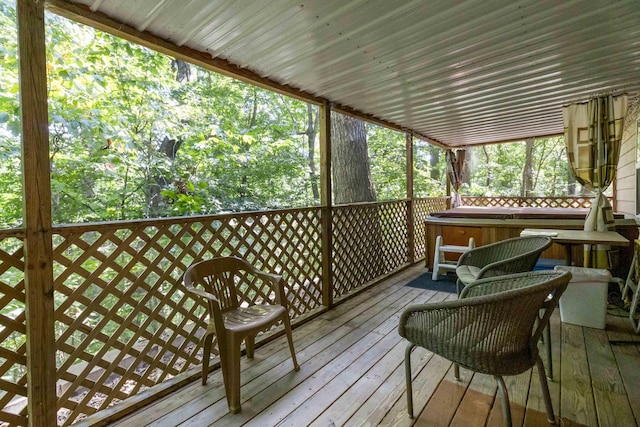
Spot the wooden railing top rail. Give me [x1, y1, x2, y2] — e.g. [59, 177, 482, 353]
[460, 196, 607, 209]
[51, 206, 322, 234]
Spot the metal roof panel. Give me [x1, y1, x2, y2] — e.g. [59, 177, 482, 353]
[61, 0, 640, 147]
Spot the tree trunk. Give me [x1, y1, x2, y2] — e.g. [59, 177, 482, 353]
[330, 112, 384, 287]
[567, 167, 578, 195]
[331, 113, 376, 204]
[462, 147, 471, 186]
[482, 146, 490, 187]
[522, 138, 534, 197]
[148, 136, 183, 216]
[305, 104, 320, 201]
[171, 59, 191, 82]
[240, 88, 258, 199]
[429, 145, 440, 181]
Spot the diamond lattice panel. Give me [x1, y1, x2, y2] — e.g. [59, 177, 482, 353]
[52, 209, 322, 425]
[0, 234, 27, 427]
[460, 196, 597, 209]
[332, 201, 409, 298]
[413, 197, 448, 260]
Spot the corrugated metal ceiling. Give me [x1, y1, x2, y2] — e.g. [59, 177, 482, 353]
[55, 0, 640, 148]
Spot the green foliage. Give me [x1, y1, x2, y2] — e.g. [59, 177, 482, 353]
[413, 139, 447, 197]
[0, 0, 21, 227]
[465, 137, 571, 197]
[0, 7, 322, 226]
[367, 124, 406, 200]
[0, 2, 578, 229]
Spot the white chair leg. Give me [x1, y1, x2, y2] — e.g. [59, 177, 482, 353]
[621, 251, 640, 334]
[432, 236, 443, 280]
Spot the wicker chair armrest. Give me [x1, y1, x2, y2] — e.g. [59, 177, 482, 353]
[399, 293, 507, 340]
[457, 237, 551, 270]
[399, 271, 570, 372]
[399, 293, 524, 364]
[399, 298, 480, 342]
[474, 251, 540, 279]
[457, 244, 499, 268]
[460, 270, 566, 298]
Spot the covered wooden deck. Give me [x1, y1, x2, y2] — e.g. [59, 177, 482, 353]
[106, 264, 640, 427]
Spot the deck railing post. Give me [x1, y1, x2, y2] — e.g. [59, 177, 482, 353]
[320, 101, 333, 308]
[17, 0, 57, 425]
[406, 132, 415, 264]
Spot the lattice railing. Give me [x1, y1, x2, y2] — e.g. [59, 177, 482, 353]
[12, 194, 603, 426]
[51, 208, 322, 425]
[413, 197, 449, 260]
[0, 230, 27, 427]
[0, 197, 616, 426]
[332, 201, 409, 298]
[460, 196, 604, 208]
[0, 194, 615, 425]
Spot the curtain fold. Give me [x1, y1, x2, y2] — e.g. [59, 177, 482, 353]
[563, 94, 627, 268]
[446, 149, 466, 208]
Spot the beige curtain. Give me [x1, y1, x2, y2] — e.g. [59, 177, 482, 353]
[446, 149, 466, 208]
[563, 94, 627, 268]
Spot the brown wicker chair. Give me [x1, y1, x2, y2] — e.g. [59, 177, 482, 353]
[183, 256, 299, 414]
[455, 236, 553, 294]
[399, 270, 571, 426]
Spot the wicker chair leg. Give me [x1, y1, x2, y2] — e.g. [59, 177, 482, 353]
[536, 357, 556, 424]
[405, 343, 416, 418]
[544, 325, 553, 379]
[454, 363, 460, 380]
[495, 375, 512, 427]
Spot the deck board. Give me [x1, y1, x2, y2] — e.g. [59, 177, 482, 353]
[449, 372, 496, 427]
[106, 264, 640, 427]
[414, 366, 472, 426]
[561, 323, 598, 426]
[585, 327, 636, 426]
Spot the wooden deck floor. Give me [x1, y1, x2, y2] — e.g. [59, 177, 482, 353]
[110, 264, 640, 427]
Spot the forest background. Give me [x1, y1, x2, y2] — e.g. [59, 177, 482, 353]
[0, 1, 579, 229]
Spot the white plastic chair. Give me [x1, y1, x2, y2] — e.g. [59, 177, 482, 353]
[432, 235, 475, 280]
[621, 247, 640, 334]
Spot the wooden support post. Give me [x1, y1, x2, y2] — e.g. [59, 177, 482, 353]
[320, 102, 333, 308]
[445, 167, 452, 209]
[17, 1, 57, 425]
[406, 132, 415, 264]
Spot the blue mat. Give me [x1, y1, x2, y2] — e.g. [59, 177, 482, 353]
[534, 258, 564, 271]
[409, 259, 561, 294]
[406, 273, 457, 293]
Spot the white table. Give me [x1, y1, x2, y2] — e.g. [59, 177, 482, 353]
[520, 228, 630, 265]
